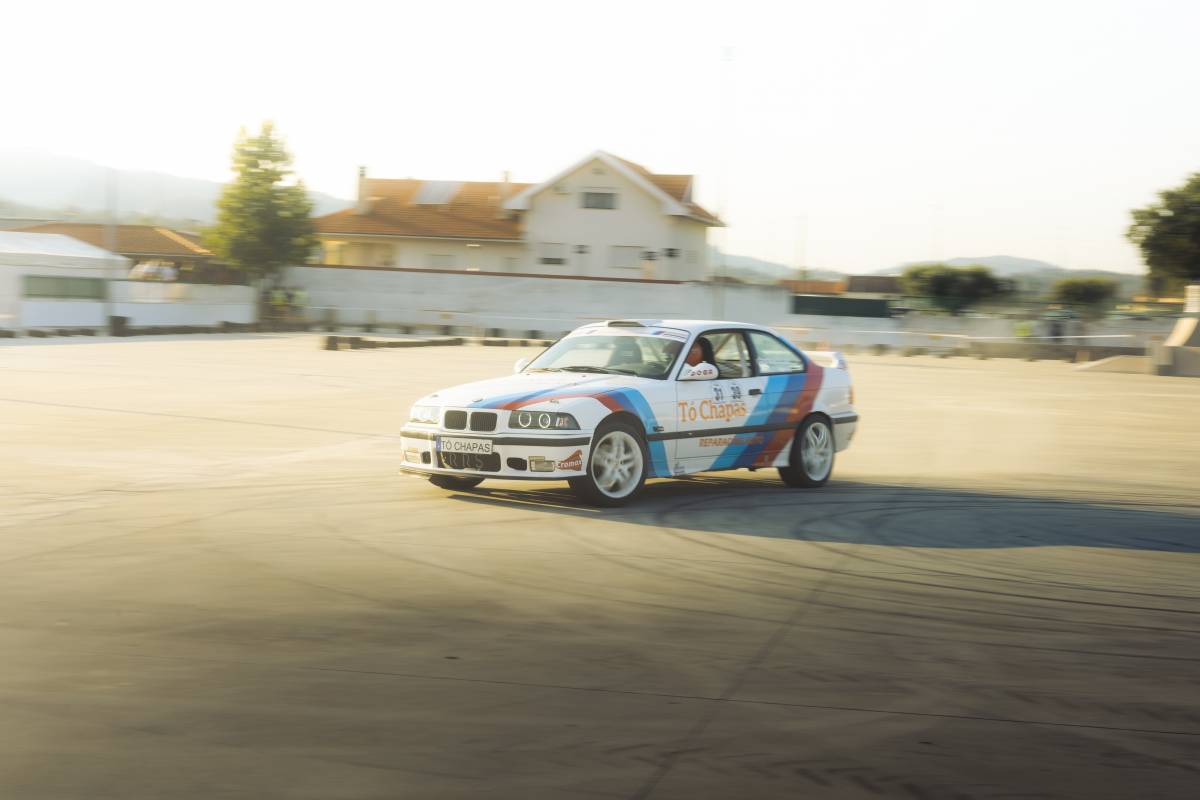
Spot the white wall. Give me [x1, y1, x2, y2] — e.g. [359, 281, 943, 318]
[109, 282, 257, 326]
[288, 265, 790, 334]
[522, 157, 704, 281]
[5, 282, 257, 331]
[777, 312, 1176, 350]
[20, 300, 108, 327]
[0, 269, 22, 328]
[1, 256, 127, 330]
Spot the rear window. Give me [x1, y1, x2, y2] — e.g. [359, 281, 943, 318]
[747, 331, 806, 375]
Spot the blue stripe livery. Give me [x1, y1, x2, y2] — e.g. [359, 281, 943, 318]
[593, 388, 672, 478]
[710, 374, 808, 469]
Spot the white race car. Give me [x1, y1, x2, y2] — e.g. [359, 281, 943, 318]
[400, 320, 858, 506]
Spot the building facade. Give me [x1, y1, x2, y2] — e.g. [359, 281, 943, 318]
[311, 151, 722, 281]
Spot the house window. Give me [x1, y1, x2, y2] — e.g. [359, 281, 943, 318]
[539, 242, 566, 265]
[22, 275, 107, 300]
[609, 246, 642, 271]
[324, 241, 345, 265]
[582, 192, 617, 210]
[428, 253, 455, 269]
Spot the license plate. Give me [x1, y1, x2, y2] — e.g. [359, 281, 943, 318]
[436, 436, 494, 455]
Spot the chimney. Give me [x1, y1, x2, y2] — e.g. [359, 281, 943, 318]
[496, 170, 513, 219]
[356, 166, 369, 214]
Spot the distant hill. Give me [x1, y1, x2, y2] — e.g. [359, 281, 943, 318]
[879, 255, 1145, 298]
[0, 150, 350, 230]
[883, 256, 1063, 277]
[710, 248, 844, 283]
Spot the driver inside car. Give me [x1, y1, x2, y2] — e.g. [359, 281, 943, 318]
[679, 337, 718, 380]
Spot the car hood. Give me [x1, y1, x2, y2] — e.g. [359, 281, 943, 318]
[419, 371, 658, 409]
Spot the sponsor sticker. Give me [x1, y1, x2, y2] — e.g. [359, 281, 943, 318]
[557, 450, 583, 471]
[437, 437, 494, 454]
[677, 398, 749, 424]
[697, 434, 765, 448]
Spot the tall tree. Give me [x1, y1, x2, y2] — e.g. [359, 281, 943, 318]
[899, 264, 1007, 315]
[205, 122, 315, 283]
[1127, 172, 1200, 287]
[1051, 277, 1117, 317]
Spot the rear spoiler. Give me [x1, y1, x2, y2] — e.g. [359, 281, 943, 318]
[805, 350, 848, 370]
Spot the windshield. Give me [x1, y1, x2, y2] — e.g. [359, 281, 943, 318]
[525, 333, 685, 380]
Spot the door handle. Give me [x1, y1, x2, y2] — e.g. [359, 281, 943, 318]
[748, 388, 762, 396]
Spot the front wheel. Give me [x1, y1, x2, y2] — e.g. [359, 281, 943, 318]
[569, 422, 648, 507]
[428, 474, 484, 491]
[778, 416, 834, 488]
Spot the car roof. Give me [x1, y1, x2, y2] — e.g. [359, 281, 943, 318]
[578, 319, 769, 335]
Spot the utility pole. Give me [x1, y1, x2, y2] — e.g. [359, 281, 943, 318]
[103, 167, 118, 334]
[795, 214, 808, 284]
[714, 45, 734, 319]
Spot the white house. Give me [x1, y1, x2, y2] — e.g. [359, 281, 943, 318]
[0, 232, 128, 331]
[312, 151, 722, 281]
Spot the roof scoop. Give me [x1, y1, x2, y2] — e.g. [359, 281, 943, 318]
[606, 319, 660, 327]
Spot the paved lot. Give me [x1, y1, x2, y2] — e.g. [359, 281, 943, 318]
[2, 335, 1199, 799]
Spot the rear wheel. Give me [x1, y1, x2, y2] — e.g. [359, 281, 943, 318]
[778, 416, 834, 488]
[569, 422, 648, 507]
[428, 474, 484, 491]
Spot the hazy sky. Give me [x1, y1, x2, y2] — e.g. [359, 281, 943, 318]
[5, 0, 1199, 273]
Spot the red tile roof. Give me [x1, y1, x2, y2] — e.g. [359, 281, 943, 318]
[846, 275, 903, 294]
[314, 179, 529, 240]
[15, 223, 211, 258]
[318, 154, 723, 238]
[780, 279, 847, 295]
[610, 155, 722, 225]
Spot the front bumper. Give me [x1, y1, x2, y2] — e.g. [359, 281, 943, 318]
[399, 427, 592, 480]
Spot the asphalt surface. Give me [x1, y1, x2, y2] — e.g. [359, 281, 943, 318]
[3, 334, 1199, 799]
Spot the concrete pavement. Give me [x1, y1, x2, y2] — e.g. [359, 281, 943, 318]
[2, 335, 1198, 799]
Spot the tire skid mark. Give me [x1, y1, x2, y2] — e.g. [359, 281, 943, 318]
[655, 489, 1200, 603]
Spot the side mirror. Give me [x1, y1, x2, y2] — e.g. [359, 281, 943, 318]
[514, 357, 530, 373]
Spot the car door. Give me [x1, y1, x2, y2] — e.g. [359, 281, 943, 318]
[743, 329, 814, 468]
[673, 329, 769, 473]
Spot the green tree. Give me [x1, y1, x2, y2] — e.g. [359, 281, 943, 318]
[204, 122, 315, 283]
[1051, 277, 1117, 314]
[899, 264, 1007, 314]
[1127, 171, 1200, 287]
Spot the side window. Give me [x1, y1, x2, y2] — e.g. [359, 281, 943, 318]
[747, 331, 806, 375]
[707, 331, 751, 378]
[538, 242, 566, 265]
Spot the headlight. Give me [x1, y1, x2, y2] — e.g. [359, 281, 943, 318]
[409, 404, 440, 424]
[509, 410, 579, 430]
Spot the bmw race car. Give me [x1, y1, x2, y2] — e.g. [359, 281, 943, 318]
[399, 320, 858, 506]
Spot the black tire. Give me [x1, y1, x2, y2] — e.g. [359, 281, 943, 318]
[428, 474, 484, 491]
[778, 415, 835, 488]
[568, 421, 649, 507]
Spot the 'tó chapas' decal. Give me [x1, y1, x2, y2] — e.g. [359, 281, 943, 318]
[557, 450, 583, 471]
[677, 398, 749, 424]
